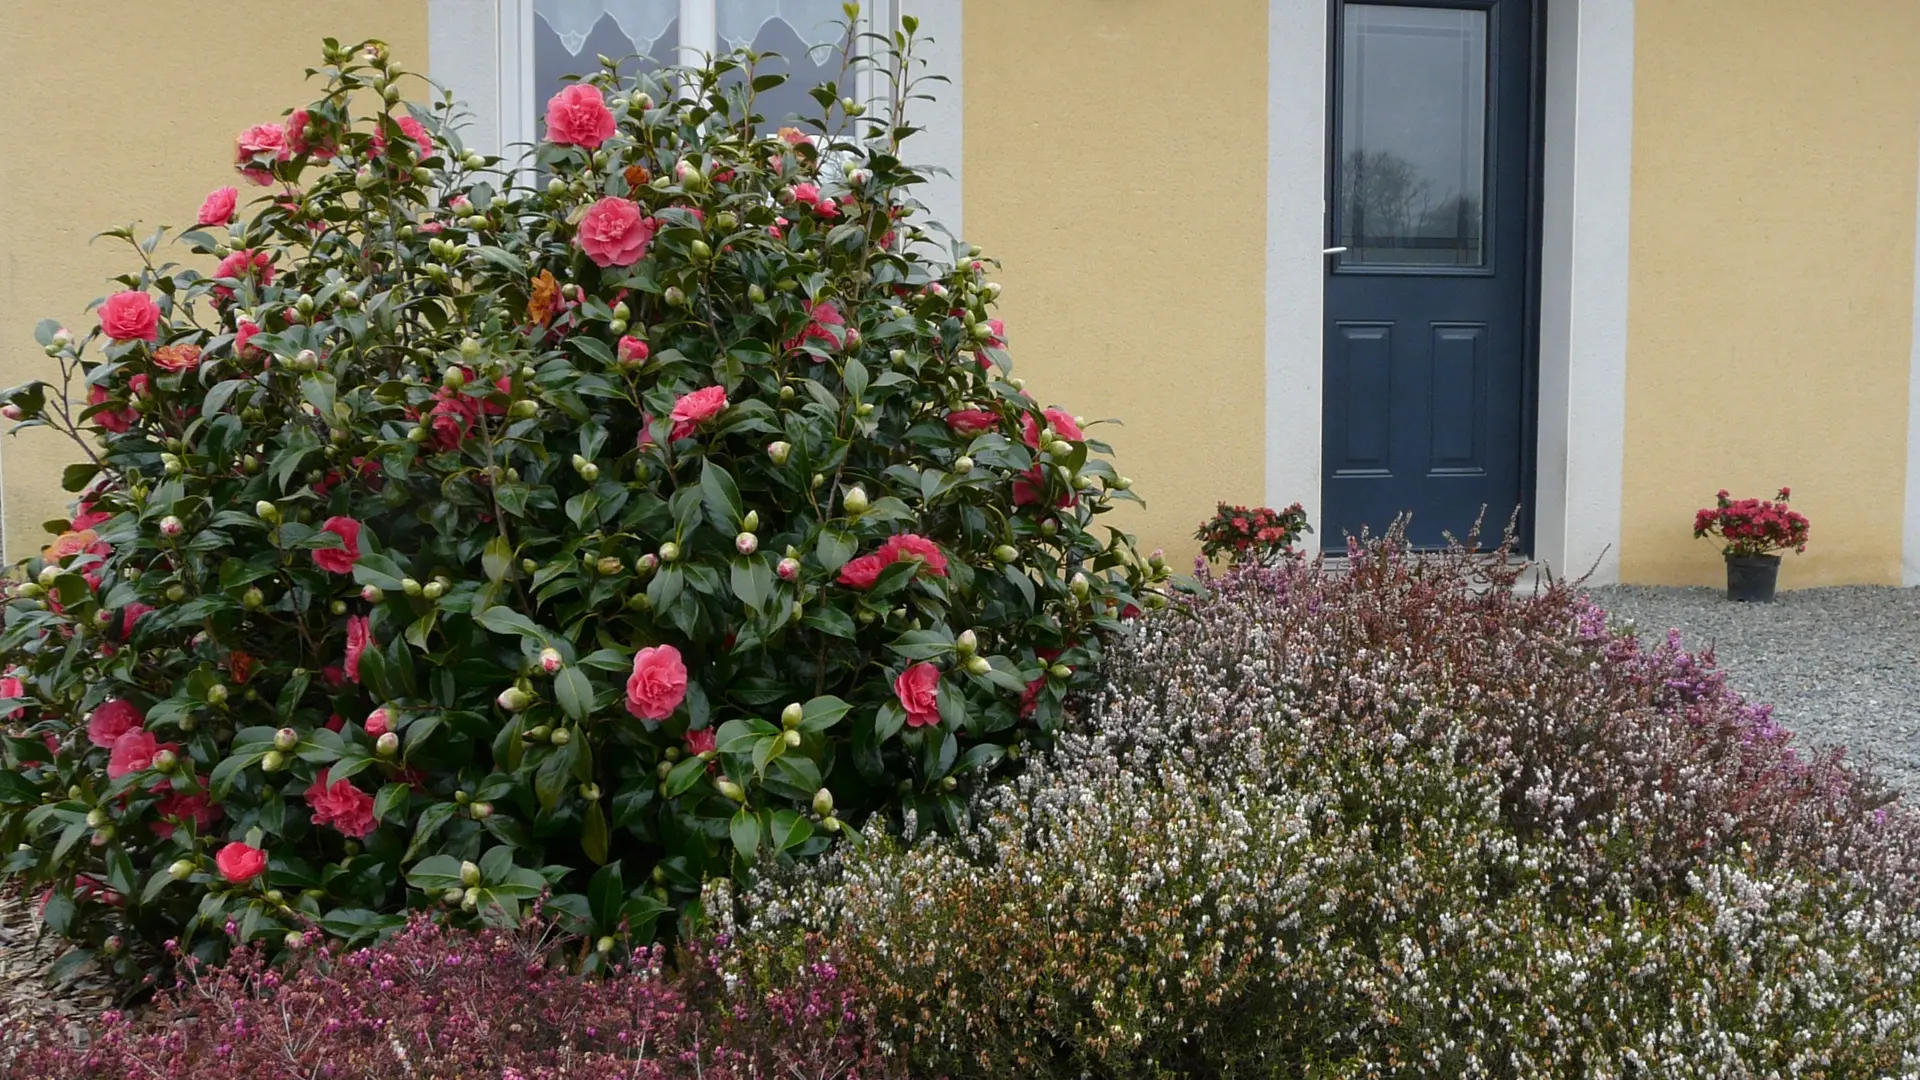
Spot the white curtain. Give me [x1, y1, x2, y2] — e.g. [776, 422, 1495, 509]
[716, 0, 846, 49]
[535, 0, 678, 56]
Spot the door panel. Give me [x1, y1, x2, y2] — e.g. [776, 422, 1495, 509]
[1322, 0, 1535, 551]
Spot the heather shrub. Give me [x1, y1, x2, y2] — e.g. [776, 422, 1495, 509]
[0, 20, 1158, 979]
[1, 913, 895, 1079]
[739, 537, 1920, 1077]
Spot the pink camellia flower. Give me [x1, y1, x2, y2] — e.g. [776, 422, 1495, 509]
[945, 409, 998, 436]
[365, 707, 391, 737]
[686, 727, 716, 756]
[577, 197, 657, 268]
[544, 83, 617, 149]
[879, 533, 948, 577]
[311, 517, 363, 574]
[108, 729, 172, 779]
[345, 616, 373, 684]
[426, 391, 481, 451]
[668, 386, 728, 440]
[1012, 465, 1076, 510]
[234, 123, 288, 185]
[1021, 408, 1085, 450]
[626, 644, 688, 722]
[0, 675, 22, 720]
[975, 318, 1007, 368]
[87, 386, 132, 434]
[152, 781, 221, 840]
[233, 319, 265, 363]
[211, 249, 274, 303]
[304, 769, 378, 839]
[837, 553, 886, 590]
[87, 698, 145, 749]
[894, 663, 941, 728]
[283, 109, 334, 160]
[70, 501, 111, 531]
[98, 291, 160, 343]
[617, 336, 650, 365]
[197, 186, 239, 226]
[151, 344, 203, 374]
[370, 115, 432, 160]
[789, 183, 839, 218]
[119, 602, 154, 638]
[215, 841, 268, 885]
[784, 299, 844, 355]
[1020, 677, 1045, 719]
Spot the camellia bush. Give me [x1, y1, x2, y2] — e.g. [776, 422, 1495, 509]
[0, 15, 1159, 981]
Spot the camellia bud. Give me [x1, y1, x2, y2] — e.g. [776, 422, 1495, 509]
[735, 532, 758, 556]
[811, 788, 835, 817]
[168, 858, 196, 880]
[164, 583, 187, 603]
[658, 541, 681, 563]
[783, 729, 802, 748]
[423, 581, 446, 600]
[159, 515, 184, 538]
[361, 584, 385, 604]
[151, 749, 178, 774]
[261, 750, 287, 772]
[579, 782, 601, 801]
[442, 367, 466, 390]
[689, 239, 712, 261]
[550, 727, 572, 746]
[953, 455, 973, 473]
[36, 565, 59, 589]
[941, 775, 959, 792]
[596, 555, 624, 576]
[294, 348, 319, 372]
[965, 655, 991, 677]
[597, 935, 617, 954]
[955, 629, 978, 657]
[1112, 475, 1134, 491]
[766, 441, 791, 465]
[716, 779, 747, 802]
[539, 647, 563, 674]
[821, 815, 842, 833]
[402, 577, 423, 596]
[330, 599, 349, 616]
[206, 683, 230, 707]
[843, 486, 869, 515]
[776, 557, 800, 581]
[1070, 573, 1091, 601]
[273, 727, 298, 752]
[509, 399, 540, 420]
[1148, 549, 1166, 572]
[993, 545, 1019, 564]
[86, 808, 110, 829]
[376, 731, 400, 757]
[460, 860, 482, 887]
[470, 801, 493, 820]
[748, 283, 766, 303]
[1050, 663, 1073, 680]
[781, 702, 804, 730]
[497, 686, 532, 712]
[741, 510, 759, 532]
[634, 553, 659, 576]
[663, 286, 686, 307]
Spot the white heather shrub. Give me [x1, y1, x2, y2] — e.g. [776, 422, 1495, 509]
[740, 541, 1920, 1078]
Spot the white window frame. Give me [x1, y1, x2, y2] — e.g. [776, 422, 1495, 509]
[428, 0, 963, 237]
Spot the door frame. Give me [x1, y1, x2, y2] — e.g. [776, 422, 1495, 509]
[1319, 0, 1545, 552]
[1267, 0, 1635, 581]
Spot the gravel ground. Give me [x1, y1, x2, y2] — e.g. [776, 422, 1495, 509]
[1587, 585, 1920, 794]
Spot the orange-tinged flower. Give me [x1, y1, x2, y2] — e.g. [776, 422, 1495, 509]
[528, 269, 561, 325]
[624, 164, 652, 188]
[44, 529, 100, 561]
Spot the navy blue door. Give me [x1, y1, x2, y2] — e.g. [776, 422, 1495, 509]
[1322, 0, 1535, 551]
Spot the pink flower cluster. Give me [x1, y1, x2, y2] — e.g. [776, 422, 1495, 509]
[1693, 487, 1810, 557]
[837, 533, 948, 589]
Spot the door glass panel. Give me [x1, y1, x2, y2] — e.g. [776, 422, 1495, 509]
[535, 1, 678, 108]
[719, 1, 846, 132]
[1337, 5, 1489, 267]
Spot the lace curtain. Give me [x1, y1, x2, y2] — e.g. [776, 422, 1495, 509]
[534, 0, 845, 57]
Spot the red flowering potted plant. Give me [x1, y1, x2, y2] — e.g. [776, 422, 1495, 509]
[1196, 502, 1312, 567]
[1693, 487, 1809, 602]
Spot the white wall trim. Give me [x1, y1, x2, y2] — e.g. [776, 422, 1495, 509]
[1263, 0, 1328, 525]
[1535, 0, 1633, 584]
[428, 0, 507, 159]
[1903, 113, 1920, 585]
[903, 0, 963, 247]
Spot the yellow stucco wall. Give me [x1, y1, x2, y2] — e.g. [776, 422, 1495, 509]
[961, 0, 1270, 567]
[1622, 0, 1920, 587]
[0, 0, 429, 562]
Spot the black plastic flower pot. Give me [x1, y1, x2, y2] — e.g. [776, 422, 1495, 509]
[1725, 553, 1781, 603]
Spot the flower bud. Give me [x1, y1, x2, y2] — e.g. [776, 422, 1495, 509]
[470, 801, 493, 820]
[375, 731, 400, 757]
[1070, 573, 1091, 601]
[368, 708, 395, 739]
[941, 775, 958, 791]
[165, 583, 187, 603]
[781, 702, 804, 729]
[539, 647, 563, 674]
[608, 319, 628, 336]
[402, 577, 423, 596]
[159, 515, 184, 538]
[965, 655, 991, 677]
[273, 727, 298, 752]
[663, 286, 686, 307]
[35, 565, 59, 589]
[634, 553, 659, 576]
[735, 532, 758, 556]
[1073, 474, 1094, 491]
[547, 176, 567, 196]
[1049, 663, 1073, 680]
[842, 486, 869, 515]
[460, 337, 482, 360]
[821, 815, 842, 833]
[206, 683, 230, 707]
[955, 629, 978, 657]
[550, 727, 572, 746]
[86, 808, 110, 829]
[497, 686, 532, 712]
[423, 581, 446, 600]
[579, 781, 601, 801]
[748, 283, 767, 303]
[330, 599, 349, 616]
[993, 545, 1019, 564]
[360, 584, 385, 604]
[442, 367, 466, 390]
[689, 239, 712, 261]
[0, 404, 23, 421]
[658, 541, 681, 563]
[776, 557, 800, 581]
[460, 860, 482, 887]
[780, 729, 800, 749]
[462, 891, 480, 912]
[1148, 549, 1166, 572]
[766, 441, 791, 465]
[168, 858, 196, 879]
[1039, 519, 1059, 537]
[597, 935, 617, 953]
[953, 455, 973, 473]
[596, 555, 624, 576]
[261, 749, 287, 772]
[509, 399, 540, 420]
[716, 779, 746, 802]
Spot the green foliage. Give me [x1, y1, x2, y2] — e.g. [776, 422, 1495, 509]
[0, 28, 1160, 978]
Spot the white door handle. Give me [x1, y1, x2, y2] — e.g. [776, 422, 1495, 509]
[1323, 246, 1349, 256]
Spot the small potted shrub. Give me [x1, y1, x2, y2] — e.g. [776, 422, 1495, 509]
[1693, 487, 1808, 602]
[1195, 502, 1311, 568]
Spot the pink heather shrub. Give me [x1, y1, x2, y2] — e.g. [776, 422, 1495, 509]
[2, 915, 894, 1080]
[742, 534, 1920, 1078]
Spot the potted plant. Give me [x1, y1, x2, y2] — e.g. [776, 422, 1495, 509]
[1693, 487, 1809, 602]
[1196, 502, 1312, 568]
